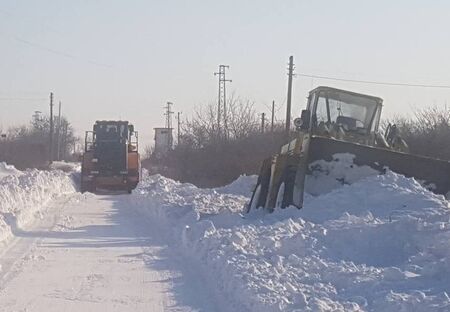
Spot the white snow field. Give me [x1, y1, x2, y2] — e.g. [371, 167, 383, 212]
[0, 158, 449, 311]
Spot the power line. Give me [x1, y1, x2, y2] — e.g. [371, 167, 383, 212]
[297, 73, 450, 89]
[0, 31, 113, 69]
[0, 8, 65, 35]
[0, 91, 47, 95]
[0, 97, 48, 101]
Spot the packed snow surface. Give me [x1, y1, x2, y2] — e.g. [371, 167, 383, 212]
[0, 191, 219, 311]
[129, 161, 450, 311]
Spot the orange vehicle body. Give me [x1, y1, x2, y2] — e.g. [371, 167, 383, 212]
[80, 120, 140, 193]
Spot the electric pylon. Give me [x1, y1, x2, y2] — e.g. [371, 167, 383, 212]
[214, 65, 232, 139]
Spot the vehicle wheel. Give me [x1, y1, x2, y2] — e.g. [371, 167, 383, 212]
[246, 158, 272, 213]
[246, 184, 262, 213]
[127, 188, 132, 194]
[275, 182, 286, 209]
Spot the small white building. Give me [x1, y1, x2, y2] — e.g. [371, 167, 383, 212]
[153, 127, 173, 156]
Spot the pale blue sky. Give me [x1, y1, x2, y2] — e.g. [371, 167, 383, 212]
[1, 0, 450, 147]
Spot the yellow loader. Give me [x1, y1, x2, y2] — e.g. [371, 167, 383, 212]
[248, 86, 450, 212]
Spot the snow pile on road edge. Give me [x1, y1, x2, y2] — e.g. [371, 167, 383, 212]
[0, 169, 76, 245]
[130, 169, 450, 311]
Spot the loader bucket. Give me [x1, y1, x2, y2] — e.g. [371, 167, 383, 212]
[307, 136, 450, 196]
[247, 135, 450, 213]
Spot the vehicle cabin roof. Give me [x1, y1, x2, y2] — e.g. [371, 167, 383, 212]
[95, 120, 130, 125]
[309, 86, 383, 105]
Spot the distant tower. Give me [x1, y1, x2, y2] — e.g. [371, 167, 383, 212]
[164, 102, 174, 149]
[214, 65, 232, 139]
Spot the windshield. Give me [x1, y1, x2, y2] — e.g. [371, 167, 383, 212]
[314, 90, 380, 132]
[96, 123, 128, 141]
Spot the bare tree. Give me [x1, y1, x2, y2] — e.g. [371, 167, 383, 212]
[144, 95, 285, 187]
[227, 93, 259, 139]
[385, 105, 450, 159]
[0, 114, 79, 169]
[181, 95, 260, 148]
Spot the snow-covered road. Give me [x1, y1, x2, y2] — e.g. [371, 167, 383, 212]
[0, 193, 217, 312]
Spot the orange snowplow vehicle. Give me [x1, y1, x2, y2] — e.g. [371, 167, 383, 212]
[81, 120, 140, 193]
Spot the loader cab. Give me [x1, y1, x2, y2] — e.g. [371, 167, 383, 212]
[298, 87, 383, 142]
[85, 121, 138, 151]
[93, 121, 129, 143]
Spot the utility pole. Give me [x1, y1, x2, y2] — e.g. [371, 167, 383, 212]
[261, 113, 266, 133]
[49, 92, 54, 164]
[56, 101, 62, 161]
[176, 111, 182, 145]
[214, 65, 232, 139]
[62, 122, 68, 160]
[271, 100, 275, 133]
[164, 102, 174, 149]
[286, 56, 295, 139]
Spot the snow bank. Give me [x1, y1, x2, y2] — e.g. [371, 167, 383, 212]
[129, 162, 450, 311]
[0, 169, 76, 245]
